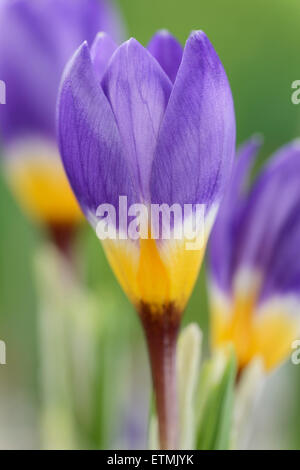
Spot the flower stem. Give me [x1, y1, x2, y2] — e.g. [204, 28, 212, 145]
[139, 303, 180, 450]
[47, 223, 76, 266]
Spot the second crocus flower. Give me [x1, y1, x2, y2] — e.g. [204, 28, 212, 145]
[209, 138, 300, 374]
[0, 0, 123, 238]
[58, 30, 236, 449]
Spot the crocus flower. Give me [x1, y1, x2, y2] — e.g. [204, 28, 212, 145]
[209, 138, 300, 373]
[58, 30, 235, 448]
[0, 0, 123, 233]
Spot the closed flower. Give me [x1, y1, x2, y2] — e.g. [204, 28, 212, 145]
[58, 29, 236, 448]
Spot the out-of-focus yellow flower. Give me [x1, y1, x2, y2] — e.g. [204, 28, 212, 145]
[5, 140, 82, 225]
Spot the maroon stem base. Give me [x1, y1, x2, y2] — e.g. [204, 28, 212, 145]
[139, 302, 180, 450]
[47, 223, 76, 265]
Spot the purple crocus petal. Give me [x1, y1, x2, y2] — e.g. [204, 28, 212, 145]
[236, 141, 300, 280]
[147, 30, 183, 83]
[90, 32, 118, 82]
[150, 31, 236, 212]
[209, 136, 262, 293]
[260, 201, 300, 302]
[58, 42, 136, 225]
[101, 39, 172, 201]
[0, 0, 123, 144]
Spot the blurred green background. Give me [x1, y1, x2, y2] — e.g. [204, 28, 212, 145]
[1, 0, 300, 449]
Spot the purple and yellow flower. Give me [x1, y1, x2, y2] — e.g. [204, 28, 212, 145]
[58, 30, 235, 448]
[0, 0, 122, 227]
[209, 138, 300, 372]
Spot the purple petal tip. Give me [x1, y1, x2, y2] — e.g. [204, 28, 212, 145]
[189, 30, 207, 43]
[60, 40, 90, 83]
[155, 29, 172, 37]
[291, 138, 300, 150]
[250, 133, 264, 146]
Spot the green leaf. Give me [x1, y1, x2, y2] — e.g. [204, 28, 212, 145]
[196, 347, 237, 450]
[148, 392, 158, 450]
[177, 323, 202, 449]
[233, 357, 265, 449]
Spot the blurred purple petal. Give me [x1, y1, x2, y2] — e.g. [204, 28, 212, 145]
[101, 38, 172, 201]
[209, 136, 262, 293]
[237, 141, 300, 278]
[150, 31, 236, 211]
[90, 32, 118, 82]
[0, 0, 123, 145]
[260, 201, 300, 302]
[147, 30, 183, 83]
[229, 141, 300, 304]
[58, 42, 136, 223]
[209, 138, 300, 302]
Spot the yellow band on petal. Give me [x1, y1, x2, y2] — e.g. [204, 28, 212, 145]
[4, 139, 82, 225]
[210, 280, 300, 371]
[103, 229, 209, 313]
[102, 207, 218, 312]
